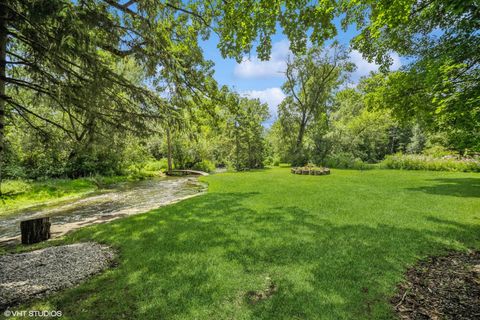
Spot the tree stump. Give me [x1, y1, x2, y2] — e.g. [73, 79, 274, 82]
[20, 217, 51, 244]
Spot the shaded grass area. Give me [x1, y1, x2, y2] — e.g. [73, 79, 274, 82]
[4, 168, 480, 319]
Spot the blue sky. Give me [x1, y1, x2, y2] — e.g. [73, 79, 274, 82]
[199, 19, 402, 124]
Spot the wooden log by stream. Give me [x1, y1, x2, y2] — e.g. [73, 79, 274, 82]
[20, 217, 51, 244]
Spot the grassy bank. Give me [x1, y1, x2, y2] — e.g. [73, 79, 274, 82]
[5, 168, 480, 319]
[0, 175, 155, 217]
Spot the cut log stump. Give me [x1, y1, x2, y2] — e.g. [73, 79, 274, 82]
[20, 217, 51, 244]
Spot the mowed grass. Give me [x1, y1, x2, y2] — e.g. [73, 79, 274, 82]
[8, 168, 480, 319]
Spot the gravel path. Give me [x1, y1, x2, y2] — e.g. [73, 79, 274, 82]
[0, 242, 115, 310]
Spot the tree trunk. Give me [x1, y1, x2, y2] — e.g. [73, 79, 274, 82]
[0, 4, 7, 197]
[166, 127, 172, 173]
[20, 217, 51, 244]
[235, 122, 240, 170]
[295, 112, 308, 152]
[295, 124, 305, 151]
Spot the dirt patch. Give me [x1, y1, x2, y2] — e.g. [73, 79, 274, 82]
[246, 276, 278, 304]
[391, 250, 480, 320]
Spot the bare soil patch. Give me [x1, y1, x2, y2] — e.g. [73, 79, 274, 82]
[246, 276, 278, 304]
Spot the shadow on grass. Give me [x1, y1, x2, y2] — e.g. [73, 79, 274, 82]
[407, 177, 480, 198]
[36, 191, 479, 320]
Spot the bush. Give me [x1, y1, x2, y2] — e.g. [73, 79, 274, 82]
[380, 153, 480, 172]
[323, 152, 373, 170]
[290, 149, 309, 167]
[3, 163, 27, 180]
[191, 159, 215, 173]
[143, 159, 169, 172]
[422, 146, 457, 158]
[2, 179, 32, 196]
[263, 156, 281, 167]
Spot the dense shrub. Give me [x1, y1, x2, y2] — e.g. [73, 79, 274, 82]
[65, 150, 124, 178]
[143, 159, 169, 172]
[192, 159, 216, 173]
[322, 152, 373, 170]
[263, 155, 281, 167]
[380, 153, 480, 172]
[290, 149, 309, 167]
[422, 146, 457, 158]
[2, 179, 31, 195]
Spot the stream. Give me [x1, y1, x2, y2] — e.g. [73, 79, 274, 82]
[0, 176, 207, 242]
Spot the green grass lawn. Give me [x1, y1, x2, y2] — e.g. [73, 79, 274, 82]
[6, 168, 480, 319]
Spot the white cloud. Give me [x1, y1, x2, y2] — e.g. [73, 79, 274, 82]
[241, 87, 286, 120]
[234, 40, 291, 79]
[350, 50, 401, 82]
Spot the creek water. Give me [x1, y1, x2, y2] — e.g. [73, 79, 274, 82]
[0, 176, 206, 241]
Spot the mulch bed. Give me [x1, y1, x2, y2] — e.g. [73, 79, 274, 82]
[391, 250, 480, 320]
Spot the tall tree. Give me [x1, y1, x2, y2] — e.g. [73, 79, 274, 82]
[225, 94, 269, 170]
[279, 45, 354, 165]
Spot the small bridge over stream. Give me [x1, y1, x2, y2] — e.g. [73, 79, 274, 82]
[166, 170, 209, 176]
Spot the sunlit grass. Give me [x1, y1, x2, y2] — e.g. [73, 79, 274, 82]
[0, 174, 156, 217]
[0, 179, 97, 216]
[6, 168, 480, 319]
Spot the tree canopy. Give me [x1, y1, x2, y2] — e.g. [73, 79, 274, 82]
[1, 0, 478, 187]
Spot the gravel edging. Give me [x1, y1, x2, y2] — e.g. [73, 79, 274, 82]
[0, 242, 115, 310]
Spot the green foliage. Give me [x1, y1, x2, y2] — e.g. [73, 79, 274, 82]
[271, 83, 408, 169]
[4, 116, 154, 179]
[264, 155, 281, 167]
[265, 121, 290, 164]
[226, 95, 269, 170]
[326, 88, 397, 163]
[272, 158, 280, 167]
[4, 0, 477, 187]
[192, 159, 215, 173]
[143, 159, 169, 172]
[278, 44, 354, 165]
[3, 0, 478, 184]
[348, 0, 480, 152]
[362, 70, 480, 152]
[406, 124, 427, 154]
[322, 152, 372, 170]
[0, 178, 96, 215]
[423, 146, 456, 158]
[381, 153, 480, 172]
